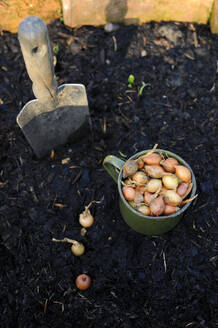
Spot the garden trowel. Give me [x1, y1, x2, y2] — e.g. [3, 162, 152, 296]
[17, 16, 90, 158]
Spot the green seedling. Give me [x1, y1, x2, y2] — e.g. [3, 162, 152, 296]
[216, 60, 218, 74]
[138, 82, 151, 97]
[119, 151, 127, 158]
[53, 44, 60, 54]
[128, 74, 135, 88]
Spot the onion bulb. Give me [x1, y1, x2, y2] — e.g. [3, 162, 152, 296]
[75, 274, 91, 290]
[137, 158, 144, 169]
[150, 196, 165, 216]
[144, 191, 153, 205]
[123, 160, 138, 178]
[146, 178, 162, 193]
[132, 171, 148, 184]
[163, 190, 182, 206]
[145, 165, 165, 178]
[142, 153, 162, 165]
[177, 182, 189, 197]
[175, 165, 191, 182]
[79, 208, 94, 228]
[164, 205, 179, 215]
[71, 241, 85, 256]
[133, 191, 144, 204]
[122, 186, 136, 201]
[161, 157, 178, 173]
[138, 205, 151, 216]
[162, 175, 179, 190]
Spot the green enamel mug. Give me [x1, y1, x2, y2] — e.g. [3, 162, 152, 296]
[103, 149, 197, 235]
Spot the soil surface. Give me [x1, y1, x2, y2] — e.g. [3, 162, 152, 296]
[0, 20, 217, 328]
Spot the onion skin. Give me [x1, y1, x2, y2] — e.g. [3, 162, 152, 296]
[71, 241, 85, 256]
[163, 190, 182, 206]
[145, 165, 165, 178]
[138, 205, 151, 216]
[164, 205, 179, 215]
[79, 209, 94, 228]
[137, 158, 144, 169]
[161, 158, 178, 173]
[123, 160, 138, 178]
[132, 171, 148, 184]
[75, 274, 91, 290]
[177, 183, 189, 197]
[142, 153, 162, 165]
[175, 165, 191, 182]
[122, 186, 136, 201]
[133, 191, 144, 204]
[162, 175, 179, 190]
[146, 178, 162, 193]
[150, 196, 165, 216]
[144, 191, 153, 205]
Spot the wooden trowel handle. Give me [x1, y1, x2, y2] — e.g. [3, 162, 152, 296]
[18, 16, 58, 104]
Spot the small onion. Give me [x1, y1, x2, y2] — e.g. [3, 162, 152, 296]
[71, 241, 85, 256]
[79, 208, 94, 228]
[133, 191, 144, 204]
[142, 153, 162, 165]
[162, 175, 179, 190]
[123, 160, 138, 178]
[145, 165, 165, 178]
[128, 201, 139, 210]
[164, 205, 179, 215]
[177, 183, 189, 197]
[132, 171, 148, 184]
[175, 165, 191, 182]
[137, 158, 144, 169]
[122, 186, 136, 201]
[150, 196, 165, 216]
[138, 205, 151, 216]
[136, 185, 146, 194]
[144, 191, 153, 205]
[163, 190, 182, 206]
[75, 274, 91, 290]
[161, 157, 178, 173]
[146, 178, 162, 193]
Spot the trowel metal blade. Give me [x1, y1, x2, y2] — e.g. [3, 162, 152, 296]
[17, 84, 90, 158]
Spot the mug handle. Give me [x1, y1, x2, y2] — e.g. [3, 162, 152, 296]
[103, 155, 125, 184]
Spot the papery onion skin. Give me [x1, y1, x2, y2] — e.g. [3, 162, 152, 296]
[164, 205, 179, 215]
[122, 186, 136, 201]
[71, 241, 85, 256]
[142, 153, 162, 165]
[175, 165, 191, 182]
[145, 165, 165, 178]
[132, 171, 148, 184]
[75, 274, 91, 290]
[138, 205, 151, 216]
[150, 196, 165, 216]
[162, 175, 179, 190]
[163, 190, 182, 206]
[79, 209, 94, 228]
[146, 178, 162, 193]
[144, 191, 153, 205]
[123, 160, 138, 178]
[133, 191, 144, 204]
[161, 158, 178, 173]
[177, 183, 189, 197]
[137, 158, 144, 169]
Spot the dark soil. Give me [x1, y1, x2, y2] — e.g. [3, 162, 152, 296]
[0, 19, 217, 328]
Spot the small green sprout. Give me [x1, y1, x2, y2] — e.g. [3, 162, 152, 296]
[138, 82, 151, 97]
[119, 151, 127, 158]
[216, 60, 218, 74]
[128, 74, 135, 88]
[53, 44, 60, 54]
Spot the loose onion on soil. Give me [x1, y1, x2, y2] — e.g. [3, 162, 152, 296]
[121, 149, 195, 217]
